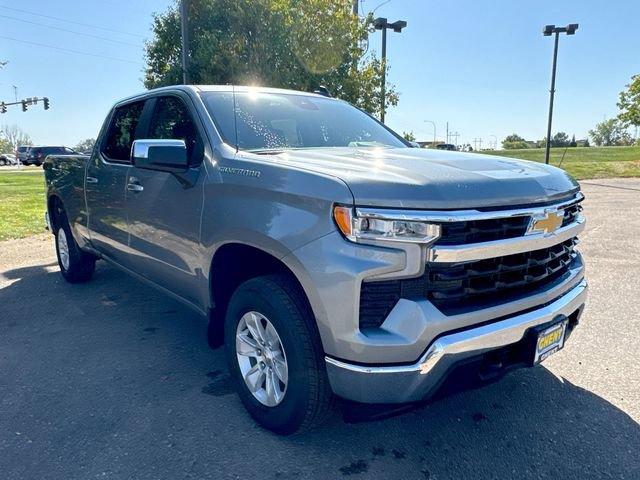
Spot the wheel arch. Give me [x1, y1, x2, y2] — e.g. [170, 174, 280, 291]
[206, 242, 324, 349]
[47, 193, 64, 233]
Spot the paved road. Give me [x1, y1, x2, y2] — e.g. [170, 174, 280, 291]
[1, 179, 639, 480]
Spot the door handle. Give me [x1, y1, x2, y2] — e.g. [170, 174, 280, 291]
[127, 177, 144, 192]
[86, 176, 98, 184]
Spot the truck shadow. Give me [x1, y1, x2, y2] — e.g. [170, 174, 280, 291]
[1, 260, 638, 480]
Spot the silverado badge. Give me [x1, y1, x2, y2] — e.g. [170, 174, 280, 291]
[527, 210, 564, 235]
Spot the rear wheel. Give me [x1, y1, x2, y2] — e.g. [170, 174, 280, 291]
[55, 209, 96, 283]
[224, 274, 333, 434]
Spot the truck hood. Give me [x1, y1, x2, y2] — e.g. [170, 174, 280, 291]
[268, 147, 580, 209]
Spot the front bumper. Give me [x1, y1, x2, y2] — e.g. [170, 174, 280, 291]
[325, 278, 587, 404]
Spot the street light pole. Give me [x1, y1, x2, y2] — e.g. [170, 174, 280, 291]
[180, 0, 190, 85]
[544, 31, 560, 165]
[381, 26, 387, 122]
[374, 17, 406, 123]
[424, 120, 436, 146]
[543, 23, 578, 164]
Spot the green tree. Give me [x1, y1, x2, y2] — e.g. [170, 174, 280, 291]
[502, 134, 529, 150]
[551, 132, 569, 147]
[569, 134, 577, 148]
[74, 138, 96, 153]
[618, 74, 640, 129]
[588, 118, 633, 146]
[0, 137, 12, 154]
[144, 0, 399, 117]
[402, 131, 416, 142]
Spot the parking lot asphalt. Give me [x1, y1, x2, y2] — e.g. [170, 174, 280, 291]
[1, 179, 639, 480]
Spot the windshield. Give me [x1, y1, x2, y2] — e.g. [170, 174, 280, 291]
[200, 91, 407, 152]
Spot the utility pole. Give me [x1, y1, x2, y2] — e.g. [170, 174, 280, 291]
[12, 85, 17, 102]
[543, 23, 578, 164]
[451, 132, 460, 148]
[180, 0, 190, 85]
[352, 0, 358, 15]
[373, 17, 407, 123]
[446, 122, 449, 144]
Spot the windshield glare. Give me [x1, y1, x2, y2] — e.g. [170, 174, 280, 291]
[200, 91, 407, 151]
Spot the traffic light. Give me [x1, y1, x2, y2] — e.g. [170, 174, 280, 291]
[43, 97, 50, 110]
[21, 100, 27, 112]
[0, 102, 6, 114]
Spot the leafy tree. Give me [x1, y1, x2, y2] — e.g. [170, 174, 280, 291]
[588, 118, 633, 146]
[503, 134, 525, 143]
[402, 131, 416, 142]
[0, 137, 12, 154]
[0, 124, 32, 152]
[144, 0, 399, 117]
[74, 138, 96, 153]
[618, 74, 640, 129]
[502, 134, 529, 150]
[569, 134, 577, 148]
[551, 132, 569, 147]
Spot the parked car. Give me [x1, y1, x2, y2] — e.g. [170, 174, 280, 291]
[0, 153, 18, 165]
[24, 146, 79, 166]
[43, 86, 587, 434]
[16, 146, 31, 164]
[435, 143, 457, 151]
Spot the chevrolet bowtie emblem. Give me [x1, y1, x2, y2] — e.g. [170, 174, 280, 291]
[528, 210, 564, 235]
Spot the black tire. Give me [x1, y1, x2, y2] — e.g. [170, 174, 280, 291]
[54, 209, 96, 283]
[224, 274, 333, 435]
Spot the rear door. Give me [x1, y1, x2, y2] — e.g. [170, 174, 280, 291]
[86, 99, 147, 263]
[124, 93, 206, 305]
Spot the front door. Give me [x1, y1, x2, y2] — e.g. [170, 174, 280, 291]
[86, 100, 146, 263]
[124, 94, 206, 306]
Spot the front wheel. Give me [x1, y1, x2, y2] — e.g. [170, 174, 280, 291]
[224, 275, 333, 434]
[55, 210, 96, 283]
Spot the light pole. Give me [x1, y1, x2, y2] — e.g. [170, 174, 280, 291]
[543, 23, 578, 164]
[424, 120, 436, 147]
[180, 0, 190, 84]
[373, 17, 407, 123]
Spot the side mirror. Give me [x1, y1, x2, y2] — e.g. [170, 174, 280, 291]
[409, 141, 421, 148]
[131, 139, 188, 173]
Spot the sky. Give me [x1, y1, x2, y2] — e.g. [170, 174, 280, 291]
[0, 0, 639, 148]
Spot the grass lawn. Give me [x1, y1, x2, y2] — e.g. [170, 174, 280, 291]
[484, 145, 640, 179]
[0, 169, 46, 241]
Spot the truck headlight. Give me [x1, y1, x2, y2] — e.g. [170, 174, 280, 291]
[333, 206, 441, 245]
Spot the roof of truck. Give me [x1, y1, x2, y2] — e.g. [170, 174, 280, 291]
[116, 84, 332, 105]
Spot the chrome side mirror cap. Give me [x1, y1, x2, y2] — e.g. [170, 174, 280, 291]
[131, 139, 188, 173]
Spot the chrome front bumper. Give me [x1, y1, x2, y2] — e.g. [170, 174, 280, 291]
[325, 278, 587, 404]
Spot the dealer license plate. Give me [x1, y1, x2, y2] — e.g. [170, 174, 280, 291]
[534, 320, 568, 364]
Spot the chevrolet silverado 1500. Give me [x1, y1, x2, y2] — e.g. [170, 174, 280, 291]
[44, 85, 587, 434]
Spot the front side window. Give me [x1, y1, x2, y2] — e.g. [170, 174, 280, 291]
[149, 96, 201, 163]
[199, 91, 407, 152]
[102, 101, 145, 162]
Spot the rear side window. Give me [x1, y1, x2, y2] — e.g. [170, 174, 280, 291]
[149, 96, 202, 164]
[102, 101, 145, 162]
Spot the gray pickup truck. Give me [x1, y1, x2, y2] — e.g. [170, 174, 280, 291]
[44, 85, 587, 434]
